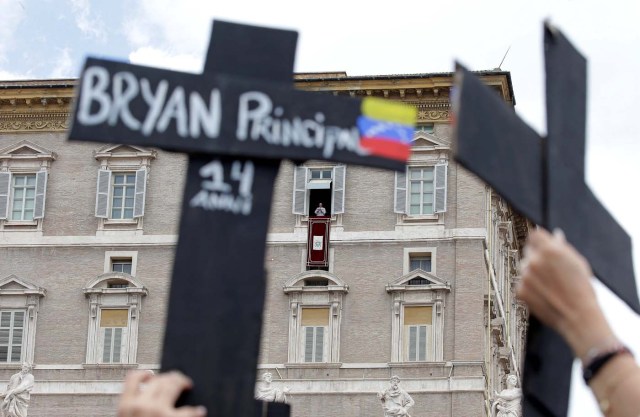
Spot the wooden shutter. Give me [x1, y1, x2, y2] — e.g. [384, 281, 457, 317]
[315, 327, 324, 362]
[0, 172, 11, 220]
[133, 167, 147, 218]
[112, 327, 123, 363]
[95, 169, 111, 218]
[434, 163, 448, 213]
[292, 166, 308, 215]
[304, 327, 314, 362]
[102, 328, 113, 363]
[394, 170, 407, 214]
[408, 326, 417, 361]
[418, 325, 427, 361]
[33, 170, 47, 219]
[331, 165, 346, 214]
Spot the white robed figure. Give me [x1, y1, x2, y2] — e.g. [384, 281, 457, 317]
[377, 375, 414, 417]
[0, 363, 34, 417]
[492, 374, 522, 417]
[255, 372, 290, 403]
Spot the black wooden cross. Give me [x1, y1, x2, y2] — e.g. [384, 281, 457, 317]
[68, 20, 416, 417]
[453, 22, 639, 417]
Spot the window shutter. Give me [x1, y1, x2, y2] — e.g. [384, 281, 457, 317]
[434, 163, 448, 213]
[0, 172, 11, 220]
[408, 326, 417, 361]
[33, 170, 48, 219]
[315, 327, 324, 362]
[394, 170, 407, 214]
[95, 169, 111, 218]
[418, 325, 427, 361]
[331, 165, 346, 214]
[292, 166, 308, 215]
[304, 327, 314, 362]
[102, 328, 113, 363]
[133, 167, 147, 218]
[113, 327, 123, 363]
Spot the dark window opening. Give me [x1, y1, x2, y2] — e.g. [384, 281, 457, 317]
[308, 188, 331, 217]
[304, 278, 329, 287]
[107, 279, 130, 289]
[407, 278, 431, 286]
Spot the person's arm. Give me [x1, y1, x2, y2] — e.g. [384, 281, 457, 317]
[518, 229, 640, 417]
[117, 371, 207, 417]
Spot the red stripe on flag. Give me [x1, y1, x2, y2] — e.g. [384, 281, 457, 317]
[360, 137, 411, 161]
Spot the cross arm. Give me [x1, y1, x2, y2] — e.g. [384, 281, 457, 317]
[68, 58, 416, 172]
[452, 63, 544, 225]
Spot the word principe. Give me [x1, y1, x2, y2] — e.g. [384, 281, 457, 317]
[75, 64, 364, 160]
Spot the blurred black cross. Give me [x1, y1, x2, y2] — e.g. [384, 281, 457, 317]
[453, 22, 639, 417]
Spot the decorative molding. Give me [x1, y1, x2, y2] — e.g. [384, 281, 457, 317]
[0, 113, 70, 133]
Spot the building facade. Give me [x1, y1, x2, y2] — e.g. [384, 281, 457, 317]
[0, 71, 528, 416]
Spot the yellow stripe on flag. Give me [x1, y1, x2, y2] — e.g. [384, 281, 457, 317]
[361, 97, 417, 126]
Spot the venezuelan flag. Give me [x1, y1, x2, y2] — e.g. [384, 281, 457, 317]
[357, 98, 417, 162]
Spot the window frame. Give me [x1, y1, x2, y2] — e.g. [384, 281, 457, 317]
[83, 272, 148, 366]
[402, 306, 434, 362]
[104, 251, 138, 276]
[292, 164, 346, 219]
[387, 268, 449, 363]
[0, 310, 26, 364]
[0, 140, 55, 232]
[93, 145, 155, 234]
[403, 247, 437, 275]
[0, 274, 46, 366]
[283, 271, 347, 364]
[395, 162, 447, 218]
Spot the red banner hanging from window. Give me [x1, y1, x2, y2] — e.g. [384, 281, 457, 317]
[307, 217, 330, 268]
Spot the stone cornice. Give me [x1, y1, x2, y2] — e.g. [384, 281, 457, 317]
[0, 83, 74, 133]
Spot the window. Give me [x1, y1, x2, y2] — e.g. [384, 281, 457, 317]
[110, 173, 136, 219]
[387, 269, 449, 363]
[283, 271, 347, 364]
[0, 275, 46, 364]
[96, 169, 146, 220]
[416, 123, 434, 134]
[395, 163, 447, 216]
[99, 309, 129, 363]
[301, 308, 329, 363]
[0, 311, 25, 363]
[404, 306, 432, 361]
[409, 167, 434, 215]
[93, 145, 156, 232]
[84, 272, 147, 365]
[409, 254, 432, 272]
[10, 175, 36, 221]
[404, 248, 436, 275]
[292, 165, 346, 217]
[0, 140, 55, 229]
[111, 258, 133, 274]
[104, 251, 138, 276]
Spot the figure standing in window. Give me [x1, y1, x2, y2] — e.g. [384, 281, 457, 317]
[0, 362, 34, 417]
[377, 375, 415, 417]
[314, 203, 326, 217]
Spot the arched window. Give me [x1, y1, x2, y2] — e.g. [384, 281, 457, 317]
[283, 271, 348, 364]
[83, 272, 148, 365]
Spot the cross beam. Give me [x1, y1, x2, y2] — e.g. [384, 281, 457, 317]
[453, 22, 639, 417]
